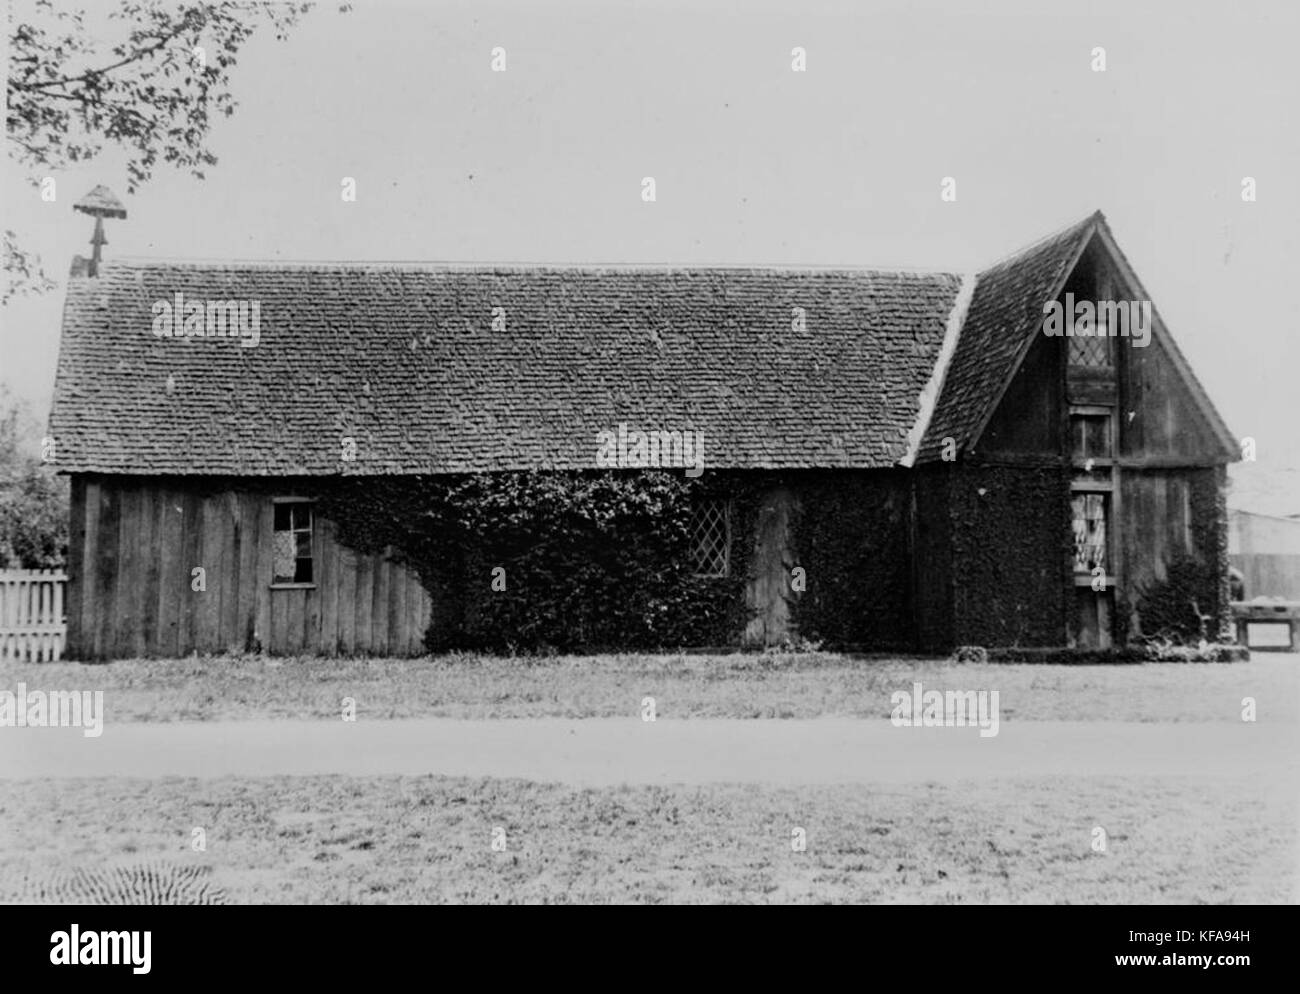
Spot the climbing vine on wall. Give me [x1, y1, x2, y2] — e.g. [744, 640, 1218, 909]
[318, 470, 760, 652]
[787, 471, 914, 648]
[948, 465, 1074, 647]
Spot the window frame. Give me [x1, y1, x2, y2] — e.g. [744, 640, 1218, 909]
[1067, 328, 1114, 369]
[1069, 409, 1114, 470]
[1069, 406, 1118, 587]
[690, 498, 733, 579]
[270, 496, 317, 589]
[1070, 490, 1111, 581]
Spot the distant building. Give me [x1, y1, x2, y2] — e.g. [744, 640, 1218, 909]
[1229, 509, 1300, 600]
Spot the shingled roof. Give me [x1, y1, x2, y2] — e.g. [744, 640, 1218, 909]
[49, 264, 964, 475]
[914, 212, 1099, 462]
[53, 210, 1227, 477]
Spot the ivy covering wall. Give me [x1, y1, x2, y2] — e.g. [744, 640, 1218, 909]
[785, 471, 913, 648]
[306, 462, 1227, 652]
[318, 469, 918, 652]
[318, 471, 761, 652]
[947, 464, 1074, 648]
[912, 466, 955, 651]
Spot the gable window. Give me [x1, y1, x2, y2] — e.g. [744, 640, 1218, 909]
[272, 500, 314, 585]
[691, 499, 732, 577]
[1068, 333, 1112, 368]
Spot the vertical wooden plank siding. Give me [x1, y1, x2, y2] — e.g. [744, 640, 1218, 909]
[179, 489, 206, 654]
[318, 517, 339, 656]
[222, 491, 244, 653]
[400, 566, 414, 655]
[112, 485, 138, 658]
[329, 521, 344, 655]
[269, 590, 287, 653]
[1121, 470, 1204, 608]
[254, 497, 273, 653]
[236, 492, 260, 651]
[66, 477, 86, 657]
[80, 478, 101, 658]
[138, 485, 161, 655]
[413, 564, 427, 652]
[282, 591, 307, 655]
[338, 543, 357, 656]
[744, 488, 795, 646]
[410, 567, 424, 654]
[354, 552, 373, 652]
[304, 580, 323, 655]
[197, 488, 226, 653]
[65, 479, 438, 659]
[387, 562, 403, 656]
[389, 558, 407, 655]
[93, 482, 120, 660]
[156, 486, 183, 657]
[413, 566, 430, 653]
[389, 558, 404, 655]
[371, 549, 390, 656]
[300, 501, 322, 652]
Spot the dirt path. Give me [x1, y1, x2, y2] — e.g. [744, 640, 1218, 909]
[3, 717, 1297, 785]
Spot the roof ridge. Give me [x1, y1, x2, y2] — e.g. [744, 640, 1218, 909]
[99, 256, 962, 276]
[85, 213, 1109, 276]
[977, 210, 1102, 273]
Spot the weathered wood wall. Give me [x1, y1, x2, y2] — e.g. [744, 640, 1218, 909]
[1120, 336, 1222, 462]
[978, 333, 1063, 457]
[1119, 470, 1194, 593]
[67, 475, 432, 660]
[744, 487, 796, 646]
[957, 236, 1232, 649]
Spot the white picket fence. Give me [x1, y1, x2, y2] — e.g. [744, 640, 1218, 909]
[0, 568, 67, 662]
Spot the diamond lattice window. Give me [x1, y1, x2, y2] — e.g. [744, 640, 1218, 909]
[1068, 334, 1112, 367]
[691, 500, 731, 577]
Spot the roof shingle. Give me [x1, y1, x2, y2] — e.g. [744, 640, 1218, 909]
[49, 263, 963, 475]
[915, 212, 1100, 462]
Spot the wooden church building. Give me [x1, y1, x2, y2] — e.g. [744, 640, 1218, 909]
[48, 211, 1238, 658]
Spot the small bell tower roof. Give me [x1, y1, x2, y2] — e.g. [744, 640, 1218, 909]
[73, 185, 127, 277]
[73, 184, 128, 219]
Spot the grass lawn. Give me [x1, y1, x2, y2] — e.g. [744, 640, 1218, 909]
[5, 653, 1292, 903]
[1, 651, 1293, 723]
[1, 771, 1292, 904]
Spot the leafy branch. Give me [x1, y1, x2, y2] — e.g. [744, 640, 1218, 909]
[5, 1, 348, 301]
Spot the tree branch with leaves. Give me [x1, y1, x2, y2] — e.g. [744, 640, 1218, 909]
[5, 0, 346, 301]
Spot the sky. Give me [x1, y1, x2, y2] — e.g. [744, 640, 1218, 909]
[3, 0, 1298, 505]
